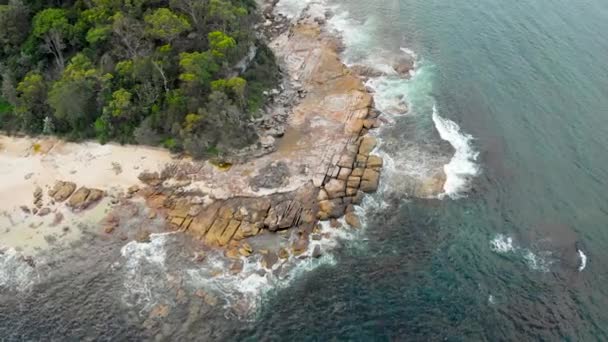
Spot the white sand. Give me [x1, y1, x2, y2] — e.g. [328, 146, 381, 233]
[0, 135, 175, 253]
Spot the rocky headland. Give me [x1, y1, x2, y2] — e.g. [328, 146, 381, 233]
[0, 0, 433, 284]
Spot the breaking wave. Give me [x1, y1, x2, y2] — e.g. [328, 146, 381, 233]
[0, 247, 38, 291]
[490, 234, 553, 272]
[577, 249, 587, 272]
[432, 106, 480, 198]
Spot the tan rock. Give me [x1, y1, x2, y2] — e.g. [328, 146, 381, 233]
[230, 260, 244, 274]
[278, 247, 289, 259]
[337, 154, 355, 168]
[217, 219, 240, 246]
[337, 168, 351, 180]
[345, 212, 362, 228]
[317, 199, 345, 220]
[49, 181, 76, 202]
[360, 168, 380, 193]
[351, 168, 364, 177]
[367, 155, 383, 168]
[362, 168, 380, 182]
[242, 242, 253, 253]
[33, 186, 42, 200]
[85, 189, 104, 206]
[127, 185, 139, 194]
[188, 202, 221, 237]
[345, 118, 364, 134]
[233, 221, 260, 241]
[347, 176, 361, 188]
[360, 179, 379, 193]
[38, 207, 51, 216]
[346, 187, 358, 196]
[292, 237, 309, 256]
[204, 218, 230, 246]
[66, 187, 104, 210]
[324, 179, 346, 199]
[225, 247, 240, 259]
[359, 136, 377, 155]
[170, 217, 185, 227]
[67, 187, 89, 208]
[363, 119, 376, 129]
[317, 189, 329, 201]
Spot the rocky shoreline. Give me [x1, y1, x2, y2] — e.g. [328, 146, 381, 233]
[123, 2, 391, 265]
[0, 0, 418, 290]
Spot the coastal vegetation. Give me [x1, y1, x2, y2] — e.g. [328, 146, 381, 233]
[0, 0, 279, 157]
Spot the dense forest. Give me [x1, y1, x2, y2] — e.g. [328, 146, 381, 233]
[0, 0, 279, 157]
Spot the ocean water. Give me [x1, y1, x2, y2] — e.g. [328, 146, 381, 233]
[2, 0, 608, 340]
[236, 0, 608, 340]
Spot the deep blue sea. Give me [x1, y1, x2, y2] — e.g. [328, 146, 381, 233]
[2, 0, 608, 340]
[243, 0, 608, 340]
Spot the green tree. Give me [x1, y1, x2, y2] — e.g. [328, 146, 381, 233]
[0, 0, 30, 56]
[15, 72, 48, 133]
[144, 8, 191, 43]
[208, 31, 236, 59]
[211, 76, 246, 106]
[48, 54, 107, 133]
[32, 8, 72, 70]
[96, 88, 140, 143]
[111, 11, 148, 58]
[178, 51, 219, 87]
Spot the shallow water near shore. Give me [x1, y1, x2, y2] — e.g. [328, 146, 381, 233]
[2, 0, 608, 340]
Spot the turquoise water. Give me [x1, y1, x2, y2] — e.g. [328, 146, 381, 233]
[237, 0, 608, 339]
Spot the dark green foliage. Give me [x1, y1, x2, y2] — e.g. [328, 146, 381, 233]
[0, 0, 279, 158]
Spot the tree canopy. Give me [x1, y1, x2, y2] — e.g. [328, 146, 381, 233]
[0, 0, 279, 158]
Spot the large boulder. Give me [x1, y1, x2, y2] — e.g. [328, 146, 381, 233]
[393, 55, 415, 76]
[360, 169, 380, 193]
[318, 199, 346, 220]
[359, 136, 377, 156]
[67, 187, 104, 210]
[344, 212, 362, 228]
[367, 155, 383, 169]
[49, 181, 76, 202]
[292, 237, 309, 256]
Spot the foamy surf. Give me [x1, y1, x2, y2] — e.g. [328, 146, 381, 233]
[0, 247, 38, 291]
[118, 233, 174, 312]
[490, 234, 553, 272]
[577, 249, 587, 272]
[116, 225, 361, 320]
[432, 106, 480, 199]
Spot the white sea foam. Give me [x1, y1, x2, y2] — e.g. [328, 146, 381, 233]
[275, 0, 318, 19]
[490, 234, 515, 253]
[432, 106, 480, 198]
[0, 247, 38, 291]
[577, 249, 587, 272]
[523, 250, 552, 272]
[119, 233, 174, 312]
[184, 223, 350, 320]
[490, 234, 553, 272]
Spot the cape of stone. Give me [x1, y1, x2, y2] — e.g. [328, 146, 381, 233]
[133, 4, 443, 250]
